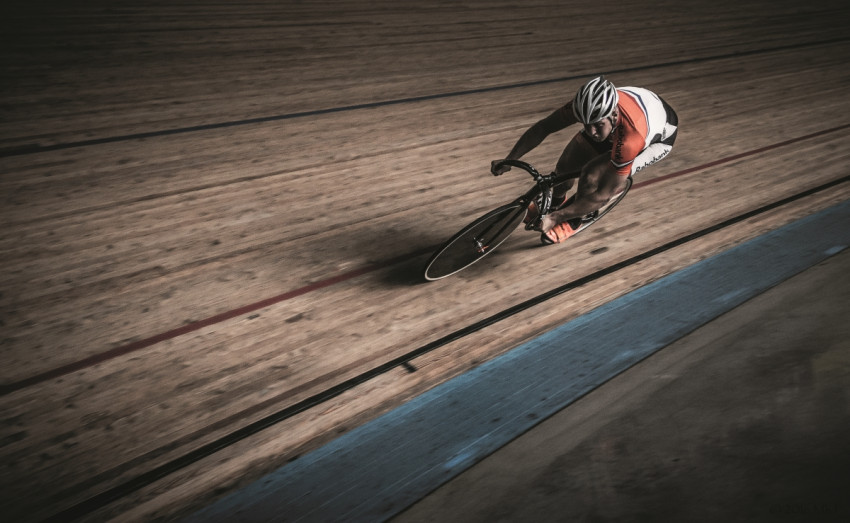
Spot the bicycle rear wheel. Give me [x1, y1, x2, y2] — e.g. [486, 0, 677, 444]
[573, 176, 632, 236]
[423, 203, 527, 281]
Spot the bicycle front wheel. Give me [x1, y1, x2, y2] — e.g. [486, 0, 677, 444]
[423, 203, 528, 281]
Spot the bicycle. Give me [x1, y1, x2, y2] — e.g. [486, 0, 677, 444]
[422, 159, 632, 281]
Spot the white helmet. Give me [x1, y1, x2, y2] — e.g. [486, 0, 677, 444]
[572, 76, 619, 124]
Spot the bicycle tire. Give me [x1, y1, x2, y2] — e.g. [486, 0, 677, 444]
[423, 202, 528, 281]
[573, 176, 632, 236]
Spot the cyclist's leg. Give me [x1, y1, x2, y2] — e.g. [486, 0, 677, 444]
[564, 132, 675, 217]
[629, 142, 673, 176]
[544, 117, 676, 243]
[560, 153, 629, 219]
[540, 154, 627, 243]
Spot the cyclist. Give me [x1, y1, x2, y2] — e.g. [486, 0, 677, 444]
[492, 76, 678, 244]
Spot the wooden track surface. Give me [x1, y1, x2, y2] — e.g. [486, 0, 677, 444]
[2, 1, 849, 521]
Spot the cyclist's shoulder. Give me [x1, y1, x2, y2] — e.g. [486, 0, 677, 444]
[617, 86, 660, 98]
[617, 87, 667, 125]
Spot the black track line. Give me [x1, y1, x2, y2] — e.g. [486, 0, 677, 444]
[45, 173, 850, 522]
[4, 36, 848, 159]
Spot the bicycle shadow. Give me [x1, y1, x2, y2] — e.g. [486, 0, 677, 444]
[357, 209, 549, 287]
[380, 250, 434, 286]
[380, 228, 551, 287]
[357, 226, 446, 287]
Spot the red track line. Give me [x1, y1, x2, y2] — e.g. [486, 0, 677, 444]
[0, 249, 431, 396]
[3, 123, 848, 396]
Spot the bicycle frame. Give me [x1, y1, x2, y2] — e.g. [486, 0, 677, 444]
[422, 159, 630, 281]
[492, 159, 581, 231]
[455, 159, 562, 257]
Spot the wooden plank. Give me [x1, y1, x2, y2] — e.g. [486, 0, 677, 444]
[1, 1, 849, 520]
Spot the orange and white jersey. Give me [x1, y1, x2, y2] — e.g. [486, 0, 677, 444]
[611, 87, 678, 175]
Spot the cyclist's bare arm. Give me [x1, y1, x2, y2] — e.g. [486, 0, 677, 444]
[491, 102, 578, 175]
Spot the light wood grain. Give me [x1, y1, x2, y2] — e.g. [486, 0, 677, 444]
[1, 1, 849, 521]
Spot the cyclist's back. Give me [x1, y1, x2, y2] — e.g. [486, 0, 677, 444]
[612, 87, 678, 176]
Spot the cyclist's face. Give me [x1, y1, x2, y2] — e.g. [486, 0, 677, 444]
[584, 118, 613, 142]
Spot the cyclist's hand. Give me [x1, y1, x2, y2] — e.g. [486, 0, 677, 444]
[491, 160, 511, 176]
